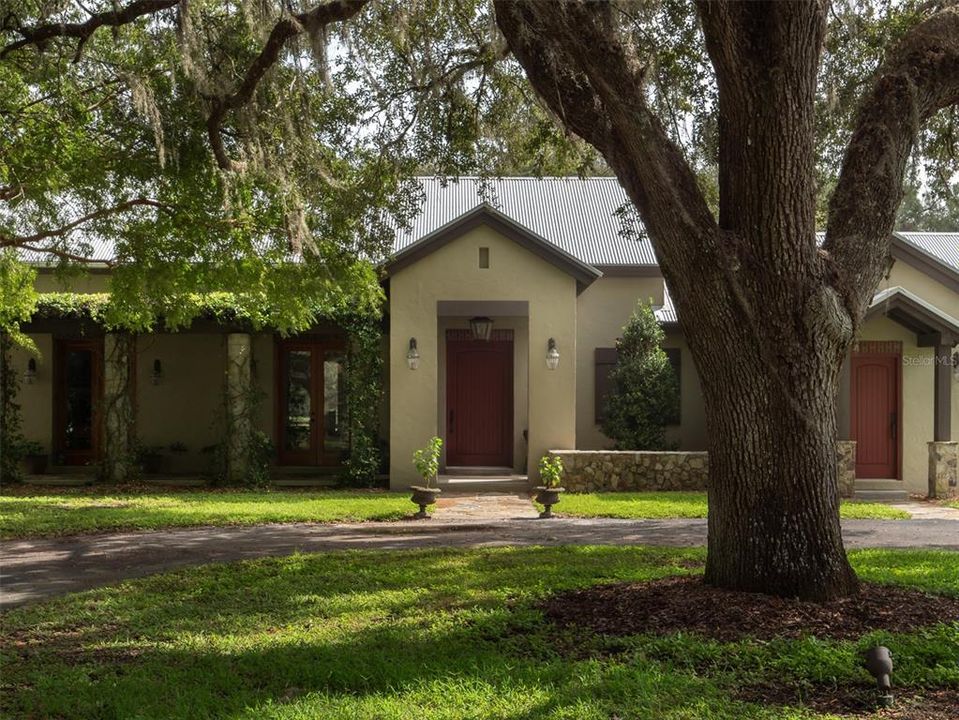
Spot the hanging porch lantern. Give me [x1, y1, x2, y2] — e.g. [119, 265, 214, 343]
[469, 316, 493, 341]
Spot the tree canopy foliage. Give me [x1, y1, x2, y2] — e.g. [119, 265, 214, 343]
[2, 1, 955, 337]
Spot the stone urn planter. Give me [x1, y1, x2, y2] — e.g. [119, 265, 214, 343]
[534, 486, 564, 518]
[410, 436, 444, 519]
[410, 485, 442, 519]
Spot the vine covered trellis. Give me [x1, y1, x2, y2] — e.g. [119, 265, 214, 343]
[3, 291, 384, 486]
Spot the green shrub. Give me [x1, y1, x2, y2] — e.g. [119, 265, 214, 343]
[601, 300, 680, 450]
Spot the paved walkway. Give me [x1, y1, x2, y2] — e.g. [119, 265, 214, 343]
[432, 492, 540, 521]
[2, 513, 957, 610]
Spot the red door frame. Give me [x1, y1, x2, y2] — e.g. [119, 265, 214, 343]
[274, 337, 347, 467]
[850, 342, 902, 480]
[445, 329, 513, 468]
[53, 338, 104, 466]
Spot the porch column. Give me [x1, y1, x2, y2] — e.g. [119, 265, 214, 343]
[226, 333, 252, 483]
[103, 333, 135, 482]
[933, 344, 952, 442]
[928, 343, 956, 498]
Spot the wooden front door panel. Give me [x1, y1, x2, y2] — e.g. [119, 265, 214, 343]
[54, 339, 103, 466]
[276, 339, 347, 466]
[446, 332, 513, 467]
[851, 352, 900, 479]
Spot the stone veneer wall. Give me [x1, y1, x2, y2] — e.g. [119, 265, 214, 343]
[837, 441, 857, 499]
[548, 450, 708, 492]
[552, 444, 860, 496]
[928, 441, 958, 498]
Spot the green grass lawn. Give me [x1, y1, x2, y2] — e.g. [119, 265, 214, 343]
[1, 547, 956, 719]
[945, 499, 959, 510]
[0, 488, 413, 539]
[549, 492, 911, 520]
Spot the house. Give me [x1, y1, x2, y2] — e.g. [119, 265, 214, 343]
[6, 177, 958, 495]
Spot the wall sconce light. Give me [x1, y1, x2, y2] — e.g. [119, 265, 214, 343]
[25, 358, 37, 385]
[546, 338, 560, 370]
[151, 359, 163, 385]
[406, 338, 420, 370]
[469, 316, 493, 341]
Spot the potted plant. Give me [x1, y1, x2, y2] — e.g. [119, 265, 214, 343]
[410, 436, 443, 519]
[137, 445, 165, 474]
[535, 454, 565, 518]
[19, 440, 48, 475]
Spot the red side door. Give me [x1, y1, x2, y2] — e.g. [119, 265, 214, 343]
[851, 352, 900, 479]
[446, 331, 513, 467]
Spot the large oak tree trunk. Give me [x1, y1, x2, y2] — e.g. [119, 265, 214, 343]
[494, 0, 959, 600]
[694, 315, 858, 599]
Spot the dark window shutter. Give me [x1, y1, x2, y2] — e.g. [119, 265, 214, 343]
[664, 347, 682, 424]
[594, 347, 618, 423]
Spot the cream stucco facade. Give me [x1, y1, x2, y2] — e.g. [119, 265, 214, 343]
[7, 196, 957, 497]
[388, 223, 578, 488]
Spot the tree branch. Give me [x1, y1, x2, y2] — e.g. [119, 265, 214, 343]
[824, 5, 959, 318]
[1, 0, 180, 60]
[0, 197, 169, 249]
[6, 242, 115, 266]
[493, 0, 717, 281]
[206, 0, 370, 171]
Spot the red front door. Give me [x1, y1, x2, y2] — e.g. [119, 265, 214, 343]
[851, 348, 901, 479]
[446, 330, 513, 467]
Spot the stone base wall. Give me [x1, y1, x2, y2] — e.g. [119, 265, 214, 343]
[837, 441, 857, 499]
[928, 441, 958, 498]
[552, 444, 862, 495]
[548, 450, 708, 493]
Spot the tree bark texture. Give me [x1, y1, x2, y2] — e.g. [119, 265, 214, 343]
[496, 0, 959, 599]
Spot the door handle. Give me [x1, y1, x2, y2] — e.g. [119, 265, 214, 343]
[449, 409, 454, 432]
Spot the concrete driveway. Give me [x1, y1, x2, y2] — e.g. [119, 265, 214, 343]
[2, 516, 957, 610]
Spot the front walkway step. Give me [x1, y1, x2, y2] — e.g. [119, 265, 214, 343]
[855, 489, 910, 502]
[272, 477, 339, 488]
[21, 475, 93, 487]
[437, 474, 530, 494]
[141, 476, 207, 488]
[855, 478, 906, 491]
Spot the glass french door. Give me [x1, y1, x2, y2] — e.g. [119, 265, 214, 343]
[276, 339, 348, 466]
[54, 339, 103, 465]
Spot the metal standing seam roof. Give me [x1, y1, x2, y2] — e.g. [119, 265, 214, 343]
[393, 176, 657, 267]
[893, 232, 959, 272]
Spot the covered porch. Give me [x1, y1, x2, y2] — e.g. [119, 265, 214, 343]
[838, 286, 959, 499]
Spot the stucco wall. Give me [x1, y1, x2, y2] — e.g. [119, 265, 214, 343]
[388, 223, 578, 488]
[883, 259, 959, 318]
[10, 334, 54, 453]
[437, 316, 529, 473]
[33, 272, 109, 294]
[135, 333, 225, 473]
[575, 275, 664, 449]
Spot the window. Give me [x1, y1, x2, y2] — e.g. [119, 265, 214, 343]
[594, 348, 618, 423]
[594, 346, 683, 424]
[479, 246, 490, 268]
[664, 347, 682, 424]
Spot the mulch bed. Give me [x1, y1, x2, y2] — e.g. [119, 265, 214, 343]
[541, 576, 959, 642]
[736, 685, 959, 719]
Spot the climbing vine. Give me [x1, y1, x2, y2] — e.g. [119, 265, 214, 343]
[339, 312, 384, 486]
[0, 334, 25, 482]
